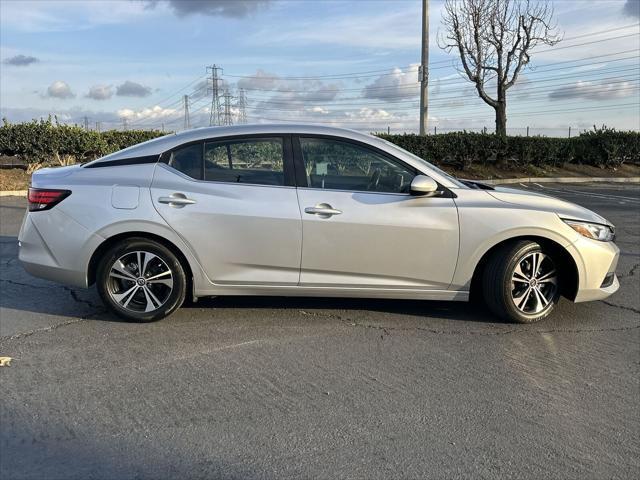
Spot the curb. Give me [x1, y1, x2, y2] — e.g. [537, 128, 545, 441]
[482, 176, 640, 185]
[0, 190, 28, 197]
[0, 177, 638, 197]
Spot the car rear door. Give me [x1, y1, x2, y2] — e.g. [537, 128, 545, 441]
[293, 136, 459, 290]
[151, 135, 302, 285]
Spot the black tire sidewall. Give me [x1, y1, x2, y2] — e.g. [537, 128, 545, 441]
[500, 242, 559, 323]
[96, 238, 186, 322]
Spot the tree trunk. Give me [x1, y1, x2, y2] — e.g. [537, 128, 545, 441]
[495, 89, 508, 166]
[495, 97, 507, 138]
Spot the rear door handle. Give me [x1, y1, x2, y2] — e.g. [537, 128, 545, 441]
[158, 193, 196, 208]
[304, 203, 342, 218]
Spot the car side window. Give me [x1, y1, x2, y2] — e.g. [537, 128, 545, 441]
[168, 143, 203, 180]
[299, 137, 415, 193]
[204, 138, 285, 186]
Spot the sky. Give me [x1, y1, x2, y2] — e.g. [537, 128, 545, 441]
[0, 0, 639, 136]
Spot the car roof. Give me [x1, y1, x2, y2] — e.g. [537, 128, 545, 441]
[88, 124, 381, 164]
[83, 123, 461, 189]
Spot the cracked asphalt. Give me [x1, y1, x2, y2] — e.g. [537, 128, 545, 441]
[1, 182, 639, 480]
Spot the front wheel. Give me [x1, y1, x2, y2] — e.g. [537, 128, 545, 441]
[96, 238, 187, 322]
[483, 241, 560, 323]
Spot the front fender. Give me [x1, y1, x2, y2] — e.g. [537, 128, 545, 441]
[451, 204, 581, 290]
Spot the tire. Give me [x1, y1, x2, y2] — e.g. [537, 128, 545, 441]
[96, 237, 187, 322]
[483, 240, 560, 323]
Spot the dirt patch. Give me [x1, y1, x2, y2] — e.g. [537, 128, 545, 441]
[0, 169, 30, 191]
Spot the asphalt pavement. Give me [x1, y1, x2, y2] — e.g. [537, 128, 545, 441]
[1, 183, 639, 479]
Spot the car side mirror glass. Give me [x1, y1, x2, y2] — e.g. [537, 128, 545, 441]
[410, 175, 439, 196]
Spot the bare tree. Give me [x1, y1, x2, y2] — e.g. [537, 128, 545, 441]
[439, 0, 561, 137]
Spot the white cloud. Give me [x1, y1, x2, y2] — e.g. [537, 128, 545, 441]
[45, 80, 75, 99]
[86, 84, 113, 100]
[117, 105, 178, 120]
[362, 64, 420, 102]
[548, 79, 636, 101]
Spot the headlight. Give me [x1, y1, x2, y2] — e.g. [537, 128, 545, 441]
[563, 219, 615, 242]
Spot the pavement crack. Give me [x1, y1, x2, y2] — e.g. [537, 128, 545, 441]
[0, 310, 104, 343]
[300, 310, 640, 336]
[0, 278, 101, 309]
[619, 263, 640, 278]
[599, 300, 640, 314]
[61, 285, 101, 310]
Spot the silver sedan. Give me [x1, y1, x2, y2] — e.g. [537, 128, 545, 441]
[19, 124, 619, 323]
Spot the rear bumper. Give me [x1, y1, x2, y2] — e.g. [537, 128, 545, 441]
[568, 236, 620, 303]
[18, 211, 101, 289]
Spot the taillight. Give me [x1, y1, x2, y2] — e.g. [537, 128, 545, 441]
[28, 188, 71, 212]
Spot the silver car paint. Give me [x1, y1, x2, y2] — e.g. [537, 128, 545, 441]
[19, 124, 619, 305]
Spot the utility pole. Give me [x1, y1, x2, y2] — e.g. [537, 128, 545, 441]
[237, 88, 248, 124]
[419, 0, 429, 136]
[83, 116, 89, 130]
[222, 89, 233, 126]
[122, 118, 128, 131]
[95, 121, 101, 133]
[207, 64, 223, 126]
[183, 94, 190, 130]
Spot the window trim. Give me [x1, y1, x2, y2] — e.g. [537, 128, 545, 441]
[292, 134, 453, 197]
[160, 134, 295, 187]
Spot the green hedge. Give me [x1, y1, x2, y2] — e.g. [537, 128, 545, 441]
[0, 118, 167, 162]
[376, 127, 639, 169]
[1, 119, 638, 169]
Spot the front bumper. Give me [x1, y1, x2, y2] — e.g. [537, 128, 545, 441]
[566, 235, 620, 303]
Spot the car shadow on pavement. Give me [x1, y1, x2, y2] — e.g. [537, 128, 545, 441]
[187, 295, 503, 324]
[1, 231, 502, 326]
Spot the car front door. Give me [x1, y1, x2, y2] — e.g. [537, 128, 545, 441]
[151, 135, 302, 285]
[294, 136, 459, 290]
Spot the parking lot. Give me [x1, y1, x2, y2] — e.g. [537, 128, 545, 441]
[1, 182, 638, 479]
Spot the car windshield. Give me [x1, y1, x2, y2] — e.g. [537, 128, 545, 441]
[377, 137, 467, 188]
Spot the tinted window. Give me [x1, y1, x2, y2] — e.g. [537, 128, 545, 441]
[168, 143, 202, 180]
[204, 138, 284, 186]
[300, 138, 415, 193]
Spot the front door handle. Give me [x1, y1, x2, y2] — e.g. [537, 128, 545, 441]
[304, 203, 342, 218]
[158, 193, 196, 208]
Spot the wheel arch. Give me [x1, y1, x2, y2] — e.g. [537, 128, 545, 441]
[470, 236, 580, 302]
[87, 231, 196, 297]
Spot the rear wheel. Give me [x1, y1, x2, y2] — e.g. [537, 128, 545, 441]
[96, 238, 186, 322]
[483, 241, 560, 323]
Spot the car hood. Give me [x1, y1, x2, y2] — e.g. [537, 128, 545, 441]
[487, 186, 611, 226]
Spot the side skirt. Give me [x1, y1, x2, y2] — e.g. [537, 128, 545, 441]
[193, 284, 469, 302]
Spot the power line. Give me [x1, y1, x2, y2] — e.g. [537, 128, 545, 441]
[222, 25, 639, 81]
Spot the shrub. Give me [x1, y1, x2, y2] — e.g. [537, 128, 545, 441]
[1, 119, 637, 169]
[376, 127, 639, 169]
[0, 117, 167, 164]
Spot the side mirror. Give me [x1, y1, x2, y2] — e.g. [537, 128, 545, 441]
[410, 175, 439, 196]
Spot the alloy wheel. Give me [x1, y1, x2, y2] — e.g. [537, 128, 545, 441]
[510, 251, 558, 314]
[107, 250, 174, 313]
